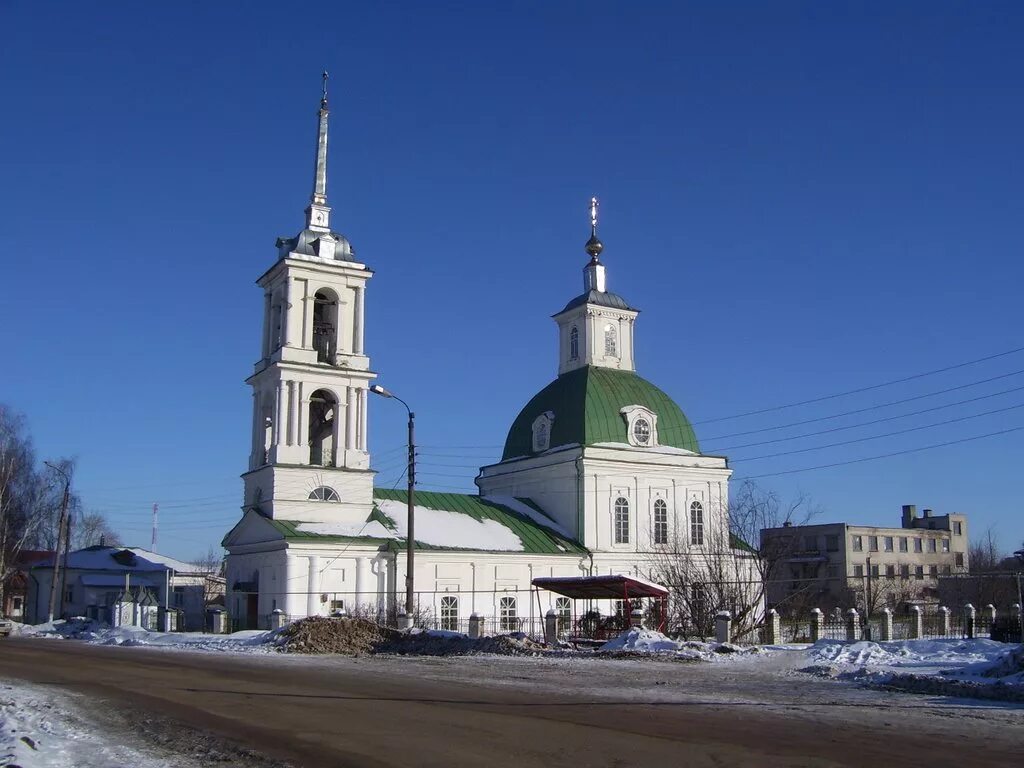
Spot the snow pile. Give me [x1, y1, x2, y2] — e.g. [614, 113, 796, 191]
[597, 629, 757, 661]
[600, 629, 681, 653]
[0, 682, 182, 768]
[19, 618, 275, 653]
[803, 639, 1024, 701]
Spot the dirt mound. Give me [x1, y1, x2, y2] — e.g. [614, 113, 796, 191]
[274, 617, 399, 655]
[274, 618, 547, 656]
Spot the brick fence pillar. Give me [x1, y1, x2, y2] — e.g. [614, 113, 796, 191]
[879, 607, 893, 641]
[715, 611, 732, 644]
[810, 608, 823, 642]
[845, 609, 860, 641]
[765, 608, 781, 645]
[909, 605, 923, 639]
[963, 603, 976, 639]
[468, 613, 483, 639]
[938, 606, 951, 637]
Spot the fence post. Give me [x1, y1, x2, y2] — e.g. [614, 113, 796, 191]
[544, 609, 558, 644]
[397, 611, 413, 631]
[715, 611, 732, 644]
[938, 606, 951, 637]
[879, 607, 893, 642]
[845, 609, 860, 641]
[468, 612, 482, 639]
[269, 608, 286, 630]
[963, 603, 975, 639]
[984, 604, 996, 627]
[630, 608, 643, 628]
[765, 608, 781, 645]
[909, 605, 923, 639]
[810, 608, 823, 642]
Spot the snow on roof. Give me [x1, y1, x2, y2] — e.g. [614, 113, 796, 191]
[33, 546, 202, 574]
[376, 499, 524, 552]
[125, 548, 202, 574]
[296, 520, 395, 539]
[481, 494, 572, 538]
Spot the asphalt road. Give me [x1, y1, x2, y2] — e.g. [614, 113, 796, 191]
[0, 638, 1019, 767]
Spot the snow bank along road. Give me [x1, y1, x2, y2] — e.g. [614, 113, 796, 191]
[0, 638, 1021, 768]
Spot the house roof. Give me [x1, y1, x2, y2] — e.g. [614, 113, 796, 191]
[502, 365, 700, 460]
[30, 546, 197, 573]
[556, 289, 636, 315]
[243, 489, 586, 556]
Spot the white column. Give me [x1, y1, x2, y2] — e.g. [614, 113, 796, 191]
[261, 292, 272, 358]
[275, 381, 287, 446]
[250, 391, 260, 466]
[353, 285, 364, 355]
[295, 383, 306, 455]
[359, 388, 368, 451]
[281, 277, 292, 347]
[354, 557, 366, 611]
[346, 386, 357, 450]
[307, 556, 320, 618]
[287, 381, 297, 446]
[331, 398, 343, 468]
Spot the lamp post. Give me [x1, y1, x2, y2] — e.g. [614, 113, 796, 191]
[43, 461, 71, 623]
[369, 384, 415, 624]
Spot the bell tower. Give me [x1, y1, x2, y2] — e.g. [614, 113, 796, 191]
[242, 73, 375, 524]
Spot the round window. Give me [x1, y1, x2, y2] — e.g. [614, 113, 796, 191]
[633, 418, 651, 445]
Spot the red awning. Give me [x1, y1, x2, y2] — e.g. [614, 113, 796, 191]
[531, 574, 668, 600]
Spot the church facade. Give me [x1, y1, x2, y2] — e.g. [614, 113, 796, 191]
[222, 84, 749, 633]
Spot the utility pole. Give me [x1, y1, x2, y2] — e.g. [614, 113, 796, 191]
[151, 503, 158, 551]
[44, 462, 71, 624]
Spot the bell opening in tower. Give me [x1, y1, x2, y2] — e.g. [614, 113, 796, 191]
[309, 389, 338, 466]
[312, 290, 339, 363]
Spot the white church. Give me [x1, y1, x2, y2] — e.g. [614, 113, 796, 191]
[222, 82, 745, 633]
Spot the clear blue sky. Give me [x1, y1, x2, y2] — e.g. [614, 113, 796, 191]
[2, 2, 1022, 562]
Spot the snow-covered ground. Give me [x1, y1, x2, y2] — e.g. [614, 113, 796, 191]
[0, 681, 197, 768]
[15, 618, 277, 654]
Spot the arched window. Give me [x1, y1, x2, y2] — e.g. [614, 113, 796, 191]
[569, 326, 579, 360]
[499, 595, 518, 631]
[633, 418, 651, 445]
[312, 290, 339, 363]
[308, 389, 338, 466]
[653, 499, 668, 545]
[690, 501, 704, 545]
[308, 486, 340, 501]
[440, 595, 459, 631]
[604, 324, 617, 357]
[614, 496, 630, 544]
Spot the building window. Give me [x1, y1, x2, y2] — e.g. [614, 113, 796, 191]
[942, 565, 951, 576]
[915, 565, 924, 579]
[826, 564, 839, 579]
[12, 597, 22, 611]
[870, 564, 880, 577]
[953, 521, 963, 536]
[440, 595, 458, 631]
[632, 418, 651, 445]
[955, 552, 964, 568]
[851, 535, 863, 552]
[604, 324, 617, 357]
[172, 586, 185, 608]
[569, 326, 579, 360]
[653, 499, 668, 545]
[914, 538, 923, 553]
[499, 596, 517, 631]
[65, 587, 73, 604]
[614, 497, 630, 544]
[804, 535, 818, 552]
[555, 596, 571, 632]
[868, 536, 879, 552]
[883, 536, 894, 552]
[330, 599, 345, 614]
[689, 501, 704, 546]
[825, 534, 839, 552]
[928, 539, 937, 553]
[308, 486, 341, 501]
[853, 564, 864, 578]
[929, 565, 938, 578]
[941, 539, 950, 553]
[899, 537, 908, 553]
[900, 564, 910, 578]
[885, 564, 896, 579]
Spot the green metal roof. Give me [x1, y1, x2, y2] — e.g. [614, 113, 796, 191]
[260, 517, 395, 546]
[502, 365, 700, 460]
[373, 488, 586, 555]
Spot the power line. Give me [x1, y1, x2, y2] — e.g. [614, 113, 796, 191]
[736, 425, 1024, 480]
[710, 382, 1024, 452]
[733, 401, 1024, 462]
[703, 368, 1024, 442]
[693, 344, 1024, 426]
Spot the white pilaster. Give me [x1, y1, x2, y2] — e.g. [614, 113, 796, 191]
[275, 380, 287, 446]
[307, 556, 320, 618]
[359, 388, 368, 451]
[281, 277, 292, 347]
[346, 386, 357, 450]
[286, 381, 297, 446]
[261, 292, 272, 358]
[353, 286, 364, 355]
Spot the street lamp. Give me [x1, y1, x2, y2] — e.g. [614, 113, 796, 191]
[43, 461, 72, 623]
[369, 384, 416, 625]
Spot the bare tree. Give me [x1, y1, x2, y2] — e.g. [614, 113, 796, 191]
[969, 528, 1004, 573]
[0, 407, 41, 610]
[191, 546, 225, 610]
[72, 512, 122, 549]
[646, 480, 819, 640]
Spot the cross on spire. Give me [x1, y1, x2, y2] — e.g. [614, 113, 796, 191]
[585, 196, 604, 262]
[321, 70, 329, 108]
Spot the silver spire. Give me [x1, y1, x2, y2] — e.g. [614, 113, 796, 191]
[306, 71, 331, 231]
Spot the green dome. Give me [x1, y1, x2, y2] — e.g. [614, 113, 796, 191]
[502, 366, 700, 460]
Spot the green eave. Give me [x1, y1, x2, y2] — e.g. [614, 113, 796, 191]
[502, 365, 700, 460]
[373, 488, 587, 555]
[730, 532, 757, 554]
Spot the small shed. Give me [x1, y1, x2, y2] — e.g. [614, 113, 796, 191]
[531, 574, 669, 637]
